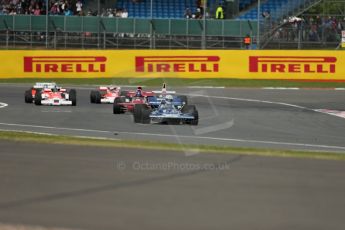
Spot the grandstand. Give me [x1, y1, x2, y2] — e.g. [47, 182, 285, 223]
[114, 0, 217, 19]
[238, 0, 322, 20]
[0, 0, 342, 49]
[112, 0, 320, 21]
[239, 0, 256, 11]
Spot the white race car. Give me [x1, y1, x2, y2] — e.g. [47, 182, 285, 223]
[34, 85, 77, 106]
[25, 82, 58, 103]
[90, 86, 126, 104]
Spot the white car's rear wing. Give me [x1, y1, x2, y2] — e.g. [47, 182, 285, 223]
[152, 83, 176, 94]
[99, 86, 119, 90]
[33, 82, 57, 89]
[152, 90, 176, 94]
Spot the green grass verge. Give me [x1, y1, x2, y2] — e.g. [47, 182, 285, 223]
[1, 130, 344, 161]
[1, 78, 345, 88]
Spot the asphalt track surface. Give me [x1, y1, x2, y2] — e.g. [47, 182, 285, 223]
[0, 84, 345, 151]
[1, 85, 345, 230]
[0, 140, 344, 230]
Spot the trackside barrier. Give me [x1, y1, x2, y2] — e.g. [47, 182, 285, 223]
[0, 50, 344, 80]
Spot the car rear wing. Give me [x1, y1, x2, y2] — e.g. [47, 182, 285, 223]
[152, 83, 176, 94]
[99, 86, 119, 91]
[33, 82, 57, 89]
[127, 91, 155, 97]
[147, 96, 183, 106]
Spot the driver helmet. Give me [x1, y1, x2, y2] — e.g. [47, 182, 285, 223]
[109, 85, 118, 90]
[165, 95, 174, 104]
[165, 95, 173, 104]
[135, 89, 143, 97]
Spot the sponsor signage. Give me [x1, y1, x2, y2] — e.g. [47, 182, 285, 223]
[0, 50, 343, 80]
[135, 56, 220, 73]
[249, 56, 336, 74]
[23, 56, 107, 73]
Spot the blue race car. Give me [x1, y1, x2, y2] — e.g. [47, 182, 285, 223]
[148, 83, 188, 108]
[133, 94, 198, 125]
[146, 94, 187, 109]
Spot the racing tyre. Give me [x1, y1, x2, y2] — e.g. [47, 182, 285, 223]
[90, 91, 97, 103]
[34, 91, 42, 105]
[69, 89, 77, 106]
[178, 95, 188, 105]
[94, 91, 101, 104]
[133, 104, 142, 123]
[190, 109, 199, 126]
[113, 97, 124, 114]
[133, 104, 151, 124]
[141, 106, 151, 124]
[25, 90, 33, 103]
[182, 105, 198, 125]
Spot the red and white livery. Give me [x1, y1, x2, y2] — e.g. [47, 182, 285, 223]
[25, 82, 58, 103]
[90, 86, 125, 104]
[113, 86, 155, 114]
[32, 84, 77, 106]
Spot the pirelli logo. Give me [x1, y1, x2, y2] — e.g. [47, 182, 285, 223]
[135, 56, 220, 73]
[24, 56, 107, 73]
[249, 56, 337, 73]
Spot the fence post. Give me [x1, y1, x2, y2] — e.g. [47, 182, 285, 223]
[257, 0, 260, 49]
[3, 19, 10, 48]
[46, 0, 48, 48]
[150, 19, 156, 49]
[6, 29, 9, 49]
[99, 19, 106, 49]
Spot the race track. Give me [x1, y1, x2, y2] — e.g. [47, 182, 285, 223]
[1, 84, 345, 230]
[0, 84, 345, 151]
[0, 141, 344, 230]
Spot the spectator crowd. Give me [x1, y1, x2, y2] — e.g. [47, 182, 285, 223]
[0, 0, 128, 17]
[184, 0, 225, 19]
[0, 0, 82, 16]
[0, 0, 226, 20]
[272, 15, 345, 43]
[100, 7, 128, 18]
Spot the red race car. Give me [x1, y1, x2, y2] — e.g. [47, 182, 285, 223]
[113, 86, 155, 114]
[90, 86, 126, 104]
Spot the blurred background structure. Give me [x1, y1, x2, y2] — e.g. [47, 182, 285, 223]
[0, 0, 343, 49]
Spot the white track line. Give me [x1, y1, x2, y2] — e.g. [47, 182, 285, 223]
[314, 109, 345, 119]
[187, 86, 225, 89]
[0, 123, 112, 134]
[0, 102, 8, 108]
[117, 131, 345, 151]
[188, 93, 345, 121]
[262, 87, 300, 90]
[0, 123, 345, 151]
[0, 87, 344, 150]
[0, 129, 121, 141]
[0, 222, 80, 230]
[188, 93, 308, 109]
